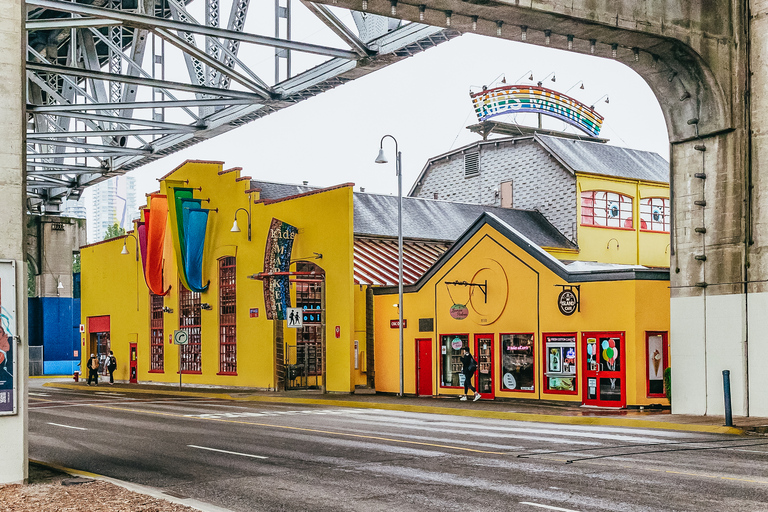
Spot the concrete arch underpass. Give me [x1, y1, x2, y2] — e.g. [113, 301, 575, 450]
[1, 0, 764, 484]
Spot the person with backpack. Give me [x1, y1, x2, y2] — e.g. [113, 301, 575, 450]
[460, 347, 481, 401]
[86, 353, 99, 386]
[106, 350, 117, 385]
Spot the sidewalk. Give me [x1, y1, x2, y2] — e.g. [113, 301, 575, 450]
[43, 379, 768, 435]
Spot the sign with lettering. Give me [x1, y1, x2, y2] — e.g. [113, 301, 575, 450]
[0, 261, 18, 415]
[558, 289, 578, 316]
[263, 218, 298, 321]
[449, 304, 469, 320]
[390, 319, 407, 329]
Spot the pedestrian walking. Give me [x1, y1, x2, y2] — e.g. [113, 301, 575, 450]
[460, 347, 481, 401]
[106, 350, 117, 385]
[86, 353, 99, 386]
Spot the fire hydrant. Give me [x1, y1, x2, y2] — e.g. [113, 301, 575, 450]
[73, 371, 79, 382]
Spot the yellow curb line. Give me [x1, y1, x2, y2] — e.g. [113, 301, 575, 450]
[43, 382, 743, 435]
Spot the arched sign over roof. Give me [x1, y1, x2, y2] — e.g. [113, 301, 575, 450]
[470, 85, 604, 137]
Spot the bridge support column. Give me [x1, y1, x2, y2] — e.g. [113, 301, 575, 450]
[0, 0, 27, 484]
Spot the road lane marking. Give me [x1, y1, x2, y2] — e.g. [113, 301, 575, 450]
[95, 392, 125, 396]
[29, 392, 50, 396]
[188, 445, 268, 459]
[87, 404, 508, 455]
[520, 503, 580, 512]
[47, 422, 87, 431]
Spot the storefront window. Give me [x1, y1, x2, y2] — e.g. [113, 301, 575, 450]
[500, 334, 534, 392]
[646, 332, 668, 397]
[544, 334, 577, 393]
[440, 334, 468, 387]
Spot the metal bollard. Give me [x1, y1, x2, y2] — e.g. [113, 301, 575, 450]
[722, 370, 732, 427]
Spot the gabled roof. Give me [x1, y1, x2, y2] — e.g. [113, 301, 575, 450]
[373, 212, 669, 295]
[535, 134, 669, 183]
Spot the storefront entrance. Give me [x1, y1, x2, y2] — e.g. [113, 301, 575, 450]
[474, 334, 494, 398]
[129, 343, 138, 383]
[582, 332, 626, 407]
[416, 338, 432, 396]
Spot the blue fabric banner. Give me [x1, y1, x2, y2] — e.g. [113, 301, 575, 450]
[184, 208, 210, 292]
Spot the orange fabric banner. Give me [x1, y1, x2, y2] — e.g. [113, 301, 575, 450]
[145, 194, 170, 296]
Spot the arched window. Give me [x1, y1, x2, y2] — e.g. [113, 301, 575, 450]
[149, 293, 164, 372]
[639, 197, 671, 233]
[581, 191, 633, 229]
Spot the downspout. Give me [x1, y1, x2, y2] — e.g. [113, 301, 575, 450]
[743, 0, 753, 416]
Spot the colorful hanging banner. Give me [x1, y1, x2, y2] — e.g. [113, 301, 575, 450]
[165, 183, 195, 291]
[136, 218, 148, 271]
[184, 208, 210, 293]
[470, 85, 604, 137]
[0, 261, 18, 415]
[145, 195, 170, 296]
[263, 218, 298, 321]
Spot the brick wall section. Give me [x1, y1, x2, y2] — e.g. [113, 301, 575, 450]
[412, 139, 578, 242]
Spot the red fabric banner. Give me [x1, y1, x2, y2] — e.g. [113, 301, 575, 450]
[146, 195, 170, 296]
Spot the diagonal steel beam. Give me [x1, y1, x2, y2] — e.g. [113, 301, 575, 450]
[301, 1, 371, 57]
[26, 18, 122, 30]
[27, 138, 152, 155]
[38, 110, 202, 130]
[28, 0, 362, 60]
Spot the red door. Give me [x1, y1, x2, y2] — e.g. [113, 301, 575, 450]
[582, 332, 626, 407]
[416, 339, 432, 396]
[129, 343, 138, 384]
[474, 334, 495, 399]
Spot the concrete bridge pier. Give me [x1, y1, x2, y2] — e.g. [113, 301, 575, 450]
[0, 0, 27, 485]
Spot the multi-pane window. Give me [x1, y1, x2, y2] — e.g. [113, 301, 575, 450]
[219, 257, 236, 374]
[150, 293, 164, 371]
[581, 191, 634, 228]
[179, 283, 201, 373]
[639, 197, 671, 233]
[295, 262, 324, 376]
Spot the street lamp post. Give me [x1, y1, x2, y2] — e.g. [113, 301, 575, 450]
[375, 135, 404, 397]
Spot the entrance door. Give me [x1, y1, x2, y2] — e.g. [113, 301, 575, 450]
[583, 332, 625, 407]
[416, 338, 432, 396]
[474, 334, 494, 399]
[129, 343, 138, 383]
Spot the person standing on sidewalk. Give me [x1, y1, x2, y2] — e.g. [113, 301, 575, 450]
[460, 348, 481, 401]
[106, 350, 117, 385]
[86, 353, 99, 386]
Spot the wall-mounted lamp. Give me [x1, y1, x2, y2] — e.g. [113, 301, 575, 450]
[231, 207, 251, 241]
[590, 39, 596, 54]
[544, 30, 551, 45]
[590, 94, 610, 110]
[471, 16, 478, 31]
[607, 238, 620, 250]
[567, 35, 574, 50]
[162, 306, 174, 314]
[541, 71, 556, 84]
[361, 0, 367, 10]
[120, 233, 139, 261]
[565, 81, 585, 94]
[515, 70, 534, 83]
[444, 10, 452, 27]
[418, 4, 425, 21]
[496, 20, 503, 36]
[57, 279, 64, 290]
[390, 0, 397, 16]
[200, 303, 213, 310]
[520, 25, 527, 41]
[611, 43, 618, 58]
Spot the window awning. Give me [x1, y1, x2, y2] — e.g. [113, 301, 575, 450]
[354, 237, 449, 286]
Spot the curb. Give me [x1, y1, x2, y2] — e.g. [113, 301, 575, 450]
[29, 459, 233, 512]
[43, 382, 745, 436]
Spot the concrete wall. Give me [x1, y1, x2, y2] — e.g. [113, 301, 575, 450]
[0, 0, 26, 485]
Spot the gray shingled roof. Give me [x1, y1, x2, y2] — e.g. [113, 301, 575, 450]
[535, 134, 669, 183]
[252, 180, 316, 199]
[353, 193, 576, 250]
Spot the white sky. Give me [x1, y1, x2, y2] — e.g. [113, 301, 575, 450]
[120, 16, 670, 201]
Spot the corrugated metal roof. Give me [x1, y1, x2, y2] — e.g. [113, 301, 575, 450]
[535, 134, 669, 183]
[354, 237, 449, 286]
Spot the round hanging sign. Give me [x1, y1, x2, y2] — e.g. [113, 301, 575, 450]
[451, 337, 464, 350]
[557, 289, 578, 316]
[450, 304, 469, 320]
[503, 373, 517, 390]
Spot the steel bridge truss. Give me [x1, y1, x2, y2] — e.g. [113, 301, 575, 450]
[25, 0, 458, 213]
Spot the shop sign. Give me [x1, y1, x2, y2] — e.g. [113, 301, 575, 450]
[249, 308, 259, 318]
[449, 304, 469, 320]
[503, 373, 517, 390]
[390, 319, 407, 329]
[557, 289, 578, 315]
[451, 337, 464, 350]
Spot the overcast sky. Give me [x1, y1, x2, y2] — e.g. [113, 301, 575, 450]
[121, 17, 670, 201]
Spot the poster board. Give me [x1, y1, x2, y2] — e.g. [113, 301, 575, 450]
[0, 261, 17, 415]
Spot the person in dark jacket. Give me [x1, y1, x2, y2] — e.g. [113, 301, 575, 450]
[106, 350, 117, 385]
[460, 348, 480, 401]
[86, 353, 99, 386]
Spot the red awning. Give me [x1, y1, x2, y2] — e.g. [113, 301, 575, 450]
[354, 237, 449, 286]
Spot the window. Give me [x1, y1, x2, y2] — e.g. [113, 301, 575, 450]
[295, 262, 324, 377]
[640, 197, 671, 233]
[440, 334, 468, 387]
[543, 334, 577, 394]
[179, 283, 201, 373]
[500, 334, 534, 392]
[646, 332, 668, 397]
[581, 191, 633, 228]
[150, 293, 164, 372]
[219, 257, 236, 374]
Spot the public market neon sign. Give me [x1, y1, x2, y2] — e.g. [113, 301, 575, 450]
[470, 85, 604, 137]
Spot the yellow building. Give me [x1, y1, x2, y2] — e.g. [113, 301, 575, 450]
[373, 213, 670, 407]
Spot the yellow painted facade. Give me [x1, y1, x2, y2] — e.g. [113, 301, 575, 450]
[80, 161, 367, 392]
[373, 216, 670, 407]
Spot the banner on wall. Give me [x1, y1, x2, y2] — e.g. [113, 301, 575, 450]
[263, 218, 298, 321]
[0, 261, 17, 415]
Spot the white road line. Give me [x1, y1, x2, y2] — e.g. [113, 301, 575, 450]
[520, 503, 581, 512]
[29, 392, 50, 396]
[188, 445, 268, 459]
[94, 392, 125, 396]
[47, 422, 87, 431]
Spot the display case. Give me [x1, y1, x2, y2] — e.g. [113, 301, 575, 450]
[543, 333, 577, 394]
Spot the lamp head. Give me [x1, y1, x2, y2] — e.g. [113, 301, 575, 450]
[375, 148, 388, 164]
[230, 219, 241, 233]
[57, 280, 64, 289]
[120, 241, 129, 255]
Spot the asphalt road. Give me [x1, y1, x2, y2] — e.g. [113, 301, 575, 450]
[28, 385, 768, 512]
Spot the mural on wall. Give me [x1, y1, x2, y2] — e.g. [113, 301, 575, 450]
[263, 218, 298, 321]
[470, 85, 604, 137]
[0, 261, 17, 415]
